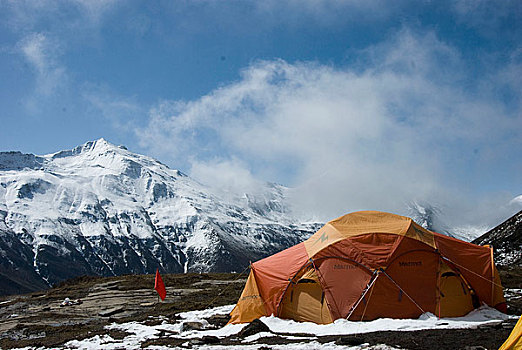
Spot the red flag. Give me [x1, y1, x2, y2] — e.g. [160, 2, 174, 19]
[154, 268, 166, 301]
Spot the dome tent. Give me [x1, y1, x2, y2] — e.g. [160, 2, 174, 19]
[229, 211, 506, 324]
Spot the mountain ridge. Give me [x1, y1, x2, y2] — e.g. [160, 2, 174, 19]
[472, 209, 522, 266]
[0, 139, 319, 295]
[1, 139, 519, 295]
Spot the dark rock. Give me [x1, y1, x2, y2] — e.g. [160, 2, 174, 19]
[336, 335, 364, 346]
[201, 336, 220, 344]
[207, 314, 230, 328]
[181, 321, 204, 332]
[188, 336, 219, 346]
[238, 318, 270, 338]
[189, 338, 204, 345]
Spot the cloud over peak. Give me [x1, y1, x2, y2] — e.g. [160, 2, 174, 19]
[137, 29, 520, 223]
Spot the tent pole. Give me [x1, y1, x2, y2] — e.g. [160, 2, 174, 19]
[346, 270, 379, 320]
[381, 270, 426, 314]
[309, 258, 336, 320]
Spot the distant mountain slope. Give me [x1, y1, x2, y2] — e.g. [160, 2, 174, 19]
[472, 210, 522, 266]
[0, 139, 319, 295]
[406, 202, 489, 242]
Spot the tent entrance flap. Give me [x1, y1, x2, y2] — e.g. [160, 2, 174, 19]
[437, 260, 474, 318]
[279, 267, 332, 324]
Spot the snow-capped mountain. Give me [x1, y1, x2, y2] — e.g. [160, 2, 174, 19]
[407, 202, 446, 233]
[406, 202, 514, 243]
[472, 210, 522, 266]
[0, 139, 319, 295]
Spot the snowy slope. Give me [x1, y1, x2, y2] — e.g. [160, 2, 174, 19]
[0, 139, 318, 294]
[472, 209, 522, 266]
[407, 202, 495, 242]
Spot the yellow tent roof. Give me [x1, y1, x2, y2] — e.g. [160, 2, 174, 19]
[304, 211, 435, 258]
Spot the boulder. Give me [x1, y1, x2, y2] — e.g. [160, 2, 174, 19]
[238, 318, 270, 338]
[181, 321, 204, 332]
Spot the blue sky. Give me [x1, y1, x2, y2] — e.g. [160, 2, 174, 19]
[1, 0, 521, 225]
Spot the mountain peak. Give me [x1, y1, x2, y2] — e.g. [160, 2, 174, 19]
[49, 138, 126, 159]
[0, 139, 315, 295]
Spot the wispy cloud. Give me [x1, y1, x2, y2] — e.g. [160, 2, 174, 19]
[18, 32, 67, 97]
[452, 0, 522, 33]
[137, 29, 521, 224]
[71, 0, 119, 24]
[254, 0, 395, 24]
[4, 0, 119, 31]
[82, 84, 144, 132]
[5, 0, 121, 116]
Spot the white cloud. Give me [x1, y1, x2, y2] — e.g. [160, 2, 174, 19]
[190, 158, 265, 199]
[137, 28, 520, 225]
[18, 32, 67, 97]
[510, 195, 522, 206]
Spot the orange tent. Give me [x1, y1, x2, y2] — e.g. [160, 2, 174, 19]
[229, 211, 506, 324]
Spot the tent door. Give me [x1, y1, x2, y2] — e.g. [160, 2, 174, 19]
[280, 269, 332, 324]
[437, 262, 474, 317]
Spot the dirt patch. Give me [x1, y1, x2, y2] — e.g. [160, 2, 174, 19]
[0, 272, 245, 349]
[1, 322, 107, 349]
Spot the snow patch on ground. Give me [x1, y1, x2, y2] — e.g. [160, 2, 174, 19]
[256, 306, 512, 336]
[170, 343, 398, 349]
[19, 304, 515, 350]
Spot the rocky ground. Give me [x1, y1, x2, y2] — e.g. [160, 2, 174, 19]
[0, 266, 521, 350]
